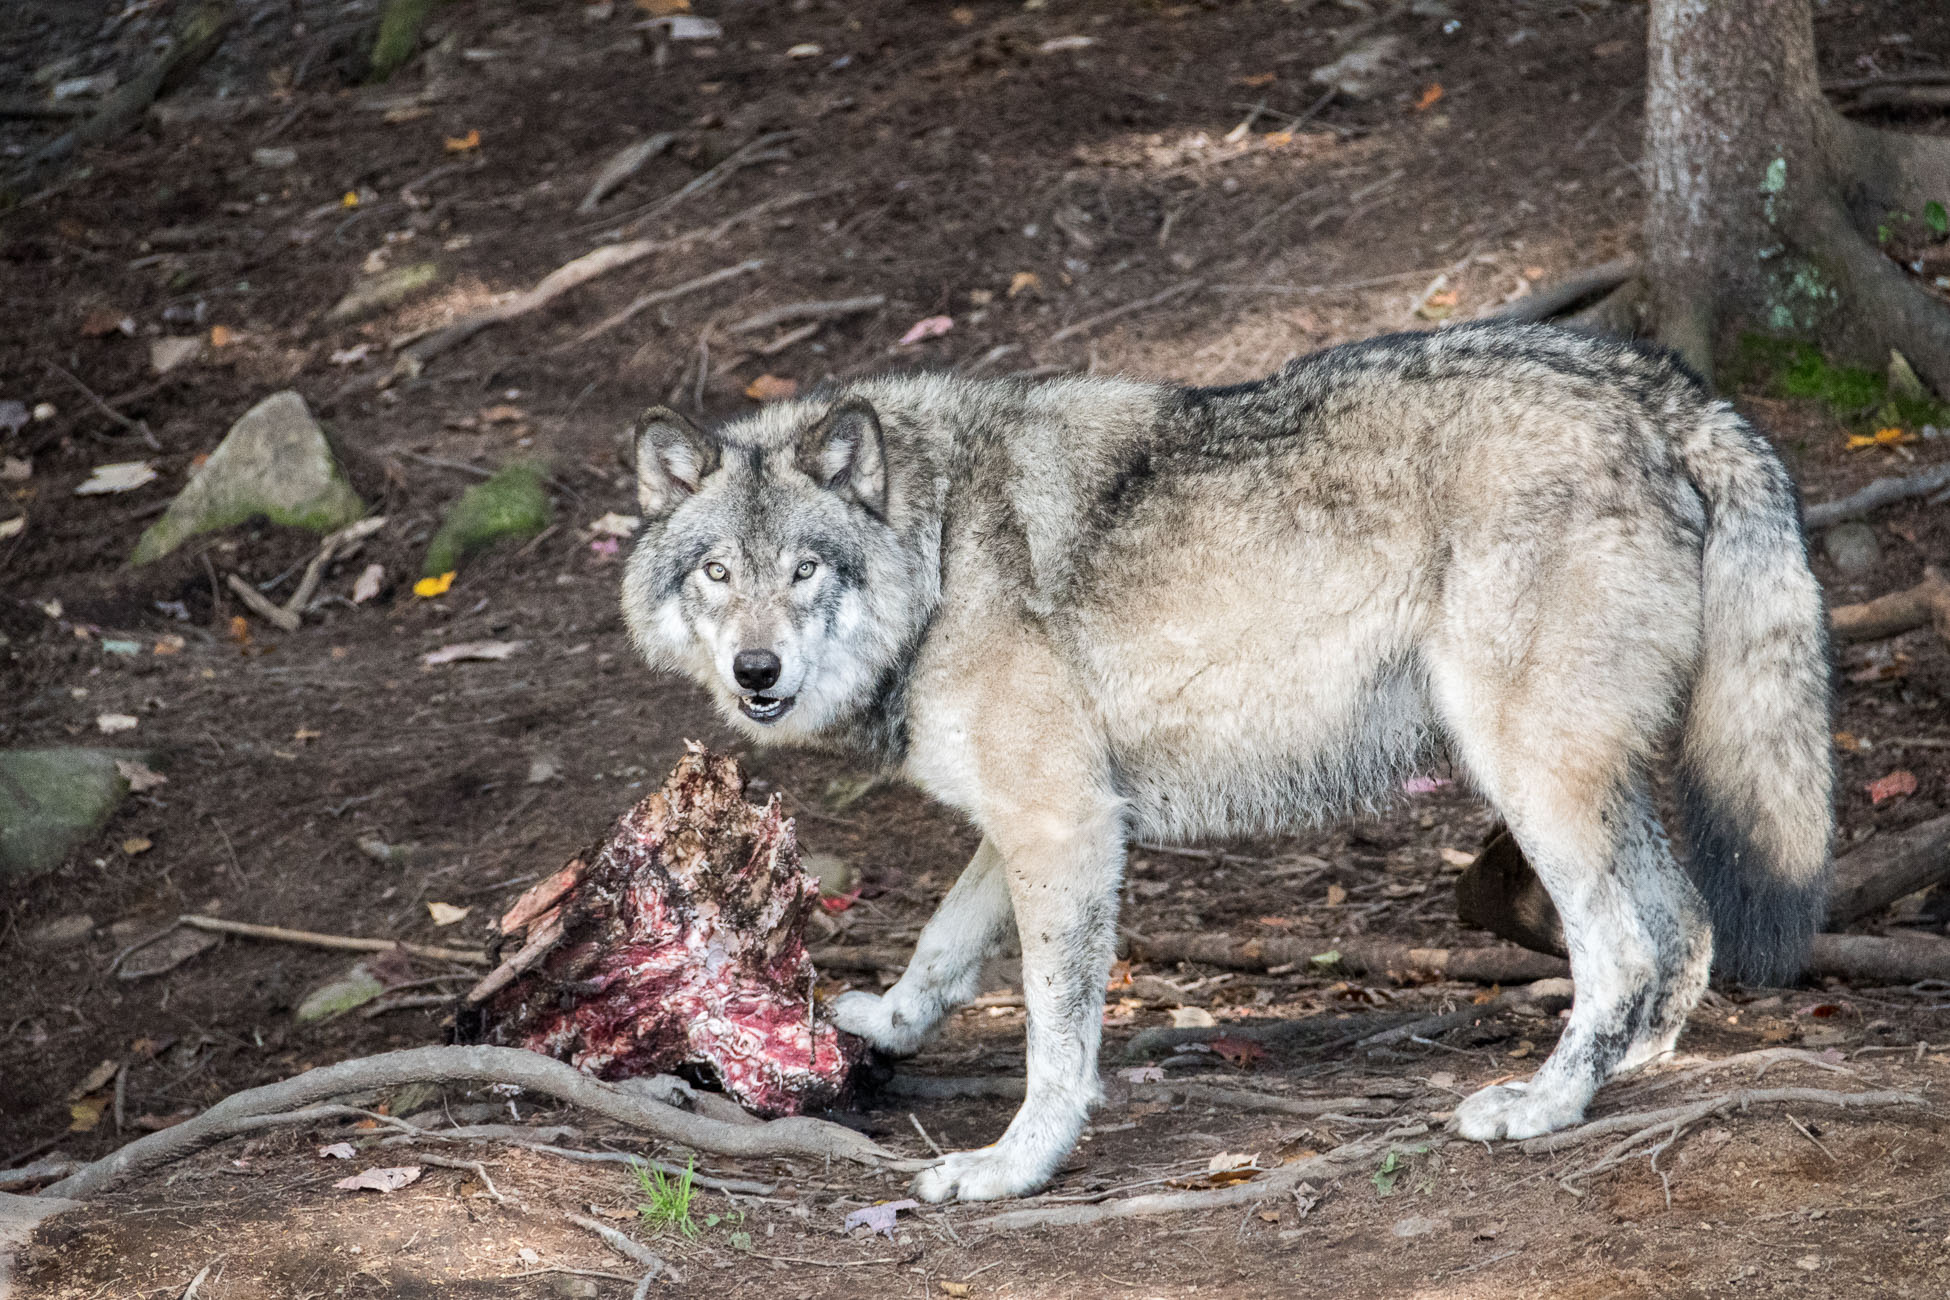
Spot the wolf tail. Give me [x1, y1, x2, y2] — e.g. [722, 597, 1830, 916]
[1674, 405, 1834, 985]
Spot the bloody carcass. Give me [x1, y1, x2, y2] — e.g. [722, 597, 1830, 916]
[461, 743, 864, 1116]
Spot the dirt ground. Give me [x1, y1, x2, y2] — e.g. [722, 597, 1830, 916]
[6, 1, 1950, 1296]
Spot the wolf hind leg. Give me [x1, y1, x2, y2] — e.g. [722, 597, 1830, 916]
[827, 837, 1013, 1055]
[1453, 782, 1710, 1141]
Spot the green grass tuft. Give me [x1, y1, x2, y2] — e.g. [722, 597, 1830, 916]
[422, 462, 551, 577]
[634, 1159, 700, 1239]
[1733, 334, 1950, 432]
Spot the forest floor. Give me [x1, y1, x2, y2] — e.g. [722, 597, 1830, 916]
[5, 1, 1950, 1297]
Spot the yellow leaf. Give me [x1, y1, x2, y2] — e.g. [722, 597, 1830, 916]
[634, 0, 690, 11]
[1325, 883, 1347, 906]
[1008, 271, 1041, 298]
[427, 901, 471, 927]
[341, 191, 360, 208]
[122, 837, 153, 855]
[209, 325, 234, 348]
[69, 1097, 106, 1132]
[444, 129, 482, 153]
[1413, 82, 1445, 111]
[745, 374, 799, 402]
[413, 571, 456, 598]
[1263, 130, 1294, 147]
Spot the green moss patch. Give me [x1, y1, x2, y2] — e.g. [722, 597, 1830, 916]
[423, 462, 551, 577]
[1733, 335, 1950, 432]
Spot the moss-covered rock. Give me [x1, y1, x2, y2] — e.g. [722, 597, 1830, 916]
[132, 391, 366, 565]
[422, 462, 550, 577]
[0, 749, 142, 881]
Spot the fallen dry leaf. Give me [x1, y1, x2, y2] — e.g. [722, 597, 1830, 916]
[1412, 82, 1445, 111]
[69, 1059, 119, 1099]
[81, 309, 135, 337]
[122, 837, 153, 856]
[116, 759, 167, 791]
[413, 571, 456, 599]
[1008, 271, 1041, 298]
[1439, 846, 1476, 869]
[423, 639, 525, 666]
[0, 517, 23, 541]
[334, 1165, 423, 1193]
[208, 325, 235, 348]
[479, 403, 526, 424]
[351, 563, 384, 604]
[68, 1097, 107, 1132]
[1210, 1035, 1269, 1069]
[444, 129, 482, 153]
[427, 901, 471, 927]
[318, 1142, 358, 1159]
[1867, 769, 1918, 804]
[745, 374, 799, 402]
[898, 315, 954, 345]
[1325, 883, 1348, 906]
[74, 461, 158, 496]
[587, 511, 641, 537]
[96, 713, 138, 734]
[0, 456, 30, 481]
[1170, 1006, 1216, 1029]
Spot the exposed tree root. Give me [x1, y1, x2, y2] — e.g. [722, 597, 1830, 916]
[886, 1073, 1393, 1119]
[1842, 119, 1950, 229]
[1827, 811, 1950, 928]
[1793, 193, 1950, 397]
[40, 1045, 922, 1201]
[1518, 1086, 1926, 1158]
[972, 1135, 1388, 1230]
[1129, 933, 1569, 984]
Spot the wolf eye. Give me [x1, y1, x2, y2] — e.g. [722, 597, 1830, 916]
[703, 561, 729, 582]
[794, 559, 818, 581]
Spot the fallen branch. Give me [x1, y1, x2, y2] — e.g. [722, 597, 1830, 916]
[176, 913, 487, 965]
[1827, 812, 1950, 927]
[1804, 466, 1950, 529]
[1488, 259, 1640, 325]
[1518, 1085, 1926, 1157]
[885, 1074, 1390, 1118]
[727, 294, 886, 336]
[224, 573, 300, 633]
[973, 1136, 1385, 1230]
[578, 132, 676, 214]
[43, 361, 160, 449]
[420, 1154, 506, 1203]
[613, 131, 799, 231]
[1829, 566, 1950, 644]
[43, 1044, 914, 1201]
[567, 1212, 670, 1275]
[565, 258, 764, 347]
[1047, 279, 1204, 345]
[1130, 932, 1569, 984]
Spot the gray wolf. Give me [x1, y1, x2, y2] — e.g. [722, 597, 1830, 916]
[619, 321, 1834, 1202]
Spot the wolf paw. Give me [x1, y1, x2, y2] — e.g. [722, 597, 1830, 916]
[1453, 1080, 1585, 1142]
[826, 990, 926, 1056]
[912, 1147, 1045, 1203]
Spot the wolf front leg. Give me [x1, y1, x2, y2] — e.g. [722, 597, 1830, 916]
[827, 837, 1013, 1054]
[911, 803, 1126, 1203]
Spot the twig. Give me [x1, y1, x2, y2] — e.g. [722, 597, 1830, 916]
[179, 1262, 215, 1300]
[513, 1143, 778, 1194]
[284, 517, 387, 619]
[908, 1112, 946, 1158]
[974, 1137, 1386, 1230]
[1518, 1087, 1926, 1156]
[727, 294, 887, 335]
[578, 132, 677, 214]
[565, 259, 764, 347]
[225, 574, 301, 633]
[421, 1154, 507, 1202]
[1047, 280, 1204, 345]
[1830, 566, 1950, 645]
[607, 131, 800, 230]
[567, 1212, 669, 1274]
[45, 1044, 917, 1200]
[43, 362, 160, 449]
[177, 913, 487, 964]
[1786, 1113, 1837, 1161]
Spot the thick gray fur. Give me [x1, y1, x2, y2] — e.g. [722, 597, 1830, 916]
[620, 321, 1834, 1202]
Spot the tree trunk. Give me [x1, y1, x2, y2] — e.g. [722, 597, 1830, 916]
[1641, 0, 1950, 391]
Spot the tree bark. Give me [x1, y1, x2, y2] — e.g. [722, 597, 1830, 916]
[1641, 0, 1950, 392]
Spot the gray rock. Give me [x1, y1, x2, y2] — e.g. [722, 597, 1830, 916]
[326, 261, 443, 324]
[132, 391, 365, 565]
[1311, 34, 1400, 99]
[1823, 522, 1880, 576]
[0, 750, 136, 881]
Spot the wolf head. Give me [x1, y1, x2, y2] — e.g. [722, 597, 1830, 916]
[620, 393, 937, 746]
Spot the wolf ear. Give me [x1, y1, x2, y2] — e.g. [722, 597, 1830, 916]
[633, 406, 721, 519]
[796, 396, 887, 517]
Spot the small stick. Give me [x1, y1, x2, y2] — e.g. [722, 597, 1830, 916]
[44, 361, 161, 450]
[1048, 279, 1204, 345]
[225, 574, 301, 633]
[565, 259, 764, 347]
[611, 131, 799, 229]
[566, 1212, 669, 1273]
[908, 1112, 946, 1158]
[1786, 1114, 1836, 1161]
[756, 321, 823, 355]
[177, 913, 488, 965]
[179, 1263, 214, 1300]
[727, 294, 887, 335]
[421, 1154, 508, 1202]
[285, 516, 387, 618]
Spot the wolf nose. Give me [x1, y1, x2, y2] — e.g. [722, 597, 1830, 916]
[733, 649, 782, 692]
